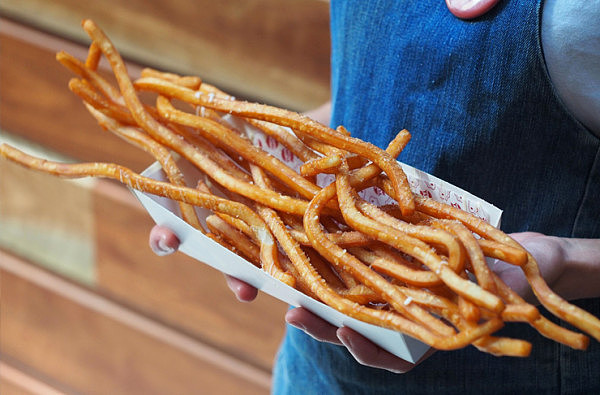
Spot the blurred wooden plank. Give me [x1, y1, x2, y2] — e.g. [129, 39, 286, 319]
[0, 380, 34, 395]
[93, 179, 288, 371]
[0, 20, 153, 171]
[0, 0, 330, 110]
[0, 253, 271, 395]
[0, 361, 66, 395]
[0, 157, 95, 285]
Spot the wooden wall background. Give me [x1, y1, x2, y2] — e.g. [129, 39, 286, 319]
[0, 1, 330, 393]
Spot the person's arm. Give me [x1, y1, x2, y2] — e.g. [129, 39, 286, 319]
[303, 101, 331, 126]
[493, 232, 600, 304]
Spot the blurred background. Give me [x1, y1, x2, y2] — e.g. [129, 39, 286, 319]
[0, 1, 330, 393]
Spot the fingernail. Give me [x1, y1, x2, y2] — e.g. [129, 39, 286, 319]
[232, 283, 248, 302]
[153, 234, 175, 256]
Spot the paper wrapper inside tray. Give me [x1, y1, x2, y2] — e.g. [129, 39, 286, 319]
[132, 116, 502, 363]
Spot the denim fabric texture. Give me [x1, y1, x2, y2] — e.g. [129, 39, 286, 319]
[272, 0, 600, 394]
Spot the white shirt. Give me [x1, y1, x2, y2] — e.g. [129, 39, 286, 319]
[542, 0, 600, 137]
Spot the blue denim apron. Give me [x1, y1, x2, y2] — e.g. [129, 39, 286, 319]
[272, 1, 600, 393]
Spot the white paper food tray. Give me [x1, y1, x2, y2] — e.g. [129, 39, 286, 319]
[132, 117, 502, 363]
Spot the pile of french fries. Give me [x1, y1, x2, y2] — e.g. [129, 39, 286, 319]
[2, 20, 599, 357]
